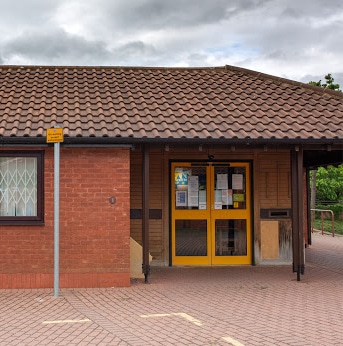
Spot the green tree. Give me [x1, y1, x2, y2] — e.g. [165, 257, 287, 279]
[315, 165, 343, 202]
[309, 74, 341, 207]
[309, 73, 341, 92]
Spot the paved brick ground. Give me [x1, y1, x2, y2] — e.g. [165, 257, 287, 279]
[1, 231, 343, 346]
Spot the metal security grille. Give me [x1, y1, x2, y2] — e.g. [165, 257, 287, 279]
[0, 157, 37, 216]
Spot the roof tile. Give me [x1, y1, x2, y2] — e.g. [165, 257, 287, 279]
[0, 65, 343, 143]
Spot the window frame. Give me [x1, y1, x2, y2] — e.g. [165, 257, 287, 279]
[0, 151, 44, 225]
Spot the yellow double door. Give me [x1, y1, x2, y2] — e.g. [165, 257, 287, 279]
[171, 162, 251, 265]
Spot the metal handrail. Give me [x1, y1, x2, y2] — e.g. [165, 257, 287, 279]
[310, 208, 335, 237]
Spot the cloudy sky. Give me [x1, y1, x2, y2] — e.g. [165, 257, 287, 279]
[1, 0, 343, 85]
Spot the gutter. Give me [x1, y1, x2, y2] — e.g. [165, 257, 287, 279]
[1, 136, 343, 149]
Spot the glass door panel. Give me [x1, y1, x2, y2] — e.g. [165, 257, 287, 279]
[175, 220, 207, 256]
[172, 163, 211, 265]
[171, 161, 251, 266]
[211, 162, 251, 265]
[215, 219, 247, 256]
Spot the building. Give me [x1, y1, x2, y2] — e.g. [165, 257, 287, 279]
[0, 65, 342, 288]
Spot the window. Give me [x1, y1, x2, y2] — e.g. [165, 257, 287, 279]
[0, 151, 44, 225]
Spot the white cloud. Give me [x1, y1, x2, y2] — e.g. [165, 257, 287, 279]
[0, 0, 342, 86]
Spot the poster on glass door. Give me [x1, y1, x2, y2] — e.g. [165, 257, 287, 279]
[188, 176, 199, 207]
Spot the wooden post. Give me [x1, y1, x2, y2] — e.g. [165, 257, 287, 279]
[142, 145, 150, 283]
[291, 147, 304, 281]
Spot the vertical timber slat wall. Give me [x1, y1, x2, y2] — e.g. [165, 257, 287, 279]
[130, 146, 295, 267]
[130, 148, 165, 262]
[130, 150, 143, 243]
[149, 149, 164, 261]
[256, 151, 292, 264]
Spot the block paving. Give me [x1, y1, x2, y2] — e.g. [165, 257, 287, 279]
[1, 231, 343, 345]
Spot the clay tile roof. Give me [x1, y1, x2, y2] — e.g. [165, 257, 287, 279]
[0, 65, 343, 144]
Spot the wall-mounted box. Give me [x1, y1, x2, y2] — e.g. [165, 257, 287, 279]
[260, 208, 291, 219]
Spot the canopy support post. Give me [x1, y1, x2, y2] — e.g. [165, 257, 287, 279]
[142, 145, 150, 283]
[291, 147, 305, 281]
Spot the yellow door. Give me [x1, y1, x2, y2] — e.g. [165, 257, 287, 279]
[171, 162, 251, 265]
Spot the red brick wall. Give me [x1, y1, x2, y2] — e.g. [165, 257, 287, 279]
[0, 147, 130, 288]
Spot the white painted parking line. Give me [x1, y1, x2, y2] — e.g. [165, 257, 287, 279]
[222, 336, 245, 346]
[174, 313, 203, 326]
[43, 319, 91, 324]
[141, 313, 171, 318]
[141, 312, 203, 326]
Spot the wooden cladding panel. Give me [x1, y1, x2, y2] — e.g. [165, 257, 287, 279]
[149, 220, 164, 259]
[130, 150, 163, 209]
[130, 220, 142, 243]
[261, 220, 279, 259]
[130, 151, 143, 209]
[130, 149, 165, 261]
[130, 219, 163, 260]
[257, 153, 291, 209]
[150, 153, 163, 209]
[279, 171, 291, 202]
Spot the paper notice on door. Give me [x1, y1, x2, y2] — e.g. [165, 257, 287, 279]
[214, 190, 222, 209]
[176, 191, 187, 207]
[188, 176, 199, 192]
[222, 189, 233, 205]
[188, 191, 199, 207]
[186, 175, 199, 207]
[216, 174, 228, 190]
[233, 194, 245, 202]
[199, 190, 207, 209]
[232, 174, 243, 190]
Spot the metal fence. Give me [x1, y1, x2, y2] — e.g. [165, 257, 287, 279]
[311, 208, 335, 237]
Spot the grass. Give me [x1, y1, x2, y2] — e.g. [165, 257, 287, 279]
[312, 218, 343, 235]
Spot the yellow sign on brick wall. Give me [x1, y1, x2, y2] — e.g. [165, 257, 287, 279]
[46, 128, 64, 143]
